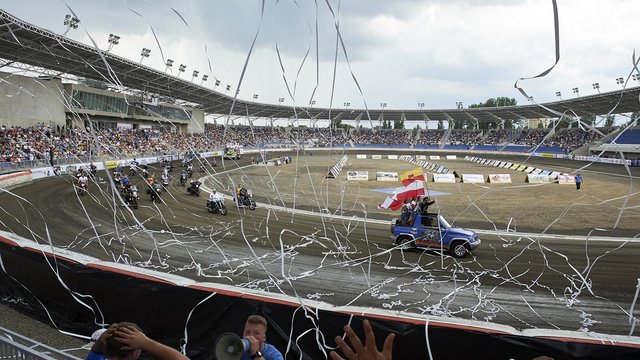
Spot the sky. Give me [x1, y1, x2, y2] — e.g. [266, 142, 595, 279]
[3, 0, 640, 111]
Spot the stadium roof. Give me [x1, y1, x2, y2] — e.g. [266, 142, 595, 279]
[1, 9, 639, 124]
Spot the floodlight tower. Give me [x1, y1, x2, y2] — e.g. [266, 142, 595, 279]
[62, 14, 79, 36]
[177, 64, 187, 78]
[139, 48, 151, 64]
[592, 83, 600, 94]
[107, 34, 120, 51]
[201, 75, 208, 86]
[165, 59, 174, 73]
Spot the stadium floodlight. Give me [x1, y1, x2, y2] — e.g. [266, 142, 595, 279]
[380, 102, 387, 109]
[201, 74, 208, 85]
[418, 102, 425, 109]
[253, 94, 259, 100]
[592, 83, 600, 93]
[107, 34, 120, 51]
[177, 64, 187, 77]
[344, 102, 351, 109]
[309, 100, 316, 107]
[279, 97, 285, 105]
[616, 77, 624, 87]
[214, 79, 221, 89]
[191, 70, 199, 82]
[165, 59, 174, 72]
[62, 14, 80, 36]
[555, 91, 562, 100]
[456, 101, 463, 109]
[633, 74, 640, 83]
[139, 48, 151, 63]
[572, 87, 579, 97]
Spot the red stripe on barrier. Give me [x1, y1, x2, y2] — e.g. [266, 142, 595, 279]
[85, 263, 176, 285]
[22, 246, 81, 265]
[0, 235, 18, 247]
[186, 284, 301, 306]
[0, 170, 32, 181]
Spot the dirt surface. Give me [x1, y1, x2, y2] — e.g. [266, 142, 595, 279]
[1, 150, 639, 353]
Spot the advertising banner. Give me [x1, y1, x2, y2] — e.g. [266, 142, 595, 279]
[527, 174, 550, 183]
[0, 170, 32, 189]
[347, 171, 369, 181]
[356, 154, 367, 159]
[461, 174, 485, 183]
[372, 154, 382, 160]
[446, 155, 457, 160]
[429, 155, 441, 160]
[433, 173, 456, 183]
[416, 155, 427, 160]
[387, 155, 399, 159]
[556, 174, 575, 184]
[488, 174, 512, 183]
[376, 172, 399, 181]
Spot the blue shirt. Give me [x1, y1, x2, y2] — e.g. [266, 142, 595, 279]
[85, 351, 106, 360]
[241, 343, 283, 360]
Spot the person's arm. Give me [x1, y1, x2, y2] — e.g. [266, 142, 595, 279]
[86, 324, 117, 360]
[114, 326, 189, 360]
[330, 319, 394, 360]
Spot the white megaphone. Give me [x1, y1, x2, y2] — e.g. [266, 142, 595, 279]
[214, 332, 251, 360]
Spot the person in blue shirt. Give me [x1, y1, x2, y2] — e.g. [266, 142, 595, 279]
[574, 173, 583, 191]
[241, 315, 283, 360]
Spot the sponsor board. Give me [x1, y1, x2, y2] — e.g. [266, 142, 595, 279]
[461, 174, 484, 183]
[387, 155, 399, 159]
[429, 155, 441, 160]
[527, 174, 550, 183]
[0, 170, 32, 189]
[556, 174, 575, 184]
[31, 167, 55, 179]
[356, 154, 367, 159]
[446, 155, 457, 160]
[376, 172, 399, 181]
[347, 171, 369, 181]
[488, 174, 512, 183]
[105, 160, 119, 169]
[416, 155, 427, 160]
[372, 154, 382, 160]
[433, 173, 456, 183]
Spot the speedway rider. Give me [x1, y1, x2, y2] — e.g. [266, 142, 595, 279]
[236, 183, 248, 204]
[207, 189, 224, 210]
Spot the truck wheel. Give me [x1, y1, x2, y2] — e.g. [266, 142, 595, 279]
[397, 236, 414, 250]
[450, 241, 470, 258]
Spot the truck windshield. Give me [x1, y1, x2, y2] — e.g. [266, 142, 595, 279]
[439, 216, 451, 229]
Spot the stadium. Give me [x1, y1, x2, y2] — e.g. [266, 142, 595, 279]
[1, 3, 640, 360]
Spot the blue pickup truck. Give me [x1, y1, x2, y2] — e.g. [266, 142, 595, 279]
[391, 213, 480, 258]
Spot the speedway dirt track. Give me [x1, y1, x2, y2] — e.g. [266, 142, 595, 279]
[1, 150, 639, 337]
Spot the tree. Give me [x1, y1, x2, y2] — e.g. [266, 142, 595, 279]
[437, 120, 444, 129]
[469, 97, 517, 108]
[393, 120, 404, 129]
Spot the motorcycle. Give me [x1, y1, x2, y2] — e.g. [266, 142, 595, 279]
[206, 199, 228, 215]
[187, 182, 201, 197]
[179, 172, 187, 186]
[77, 182, 88, 196]
[123, 186, 139, 209]
[234, 191, 256, 210]
[147, 183, 162, 204]
[161, 176, 170, 190]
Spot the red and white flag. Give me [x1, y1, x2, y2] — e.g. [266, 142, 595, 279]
[377, 180, 426, 210]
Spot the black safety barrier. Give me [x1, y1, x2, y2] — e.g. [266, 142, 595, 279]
[0, 238, 638, 360]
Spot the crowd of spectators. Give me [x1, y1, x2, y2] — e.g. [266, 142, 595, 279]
[0, 122, 630, 166]
[541, 127, 617, 152]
